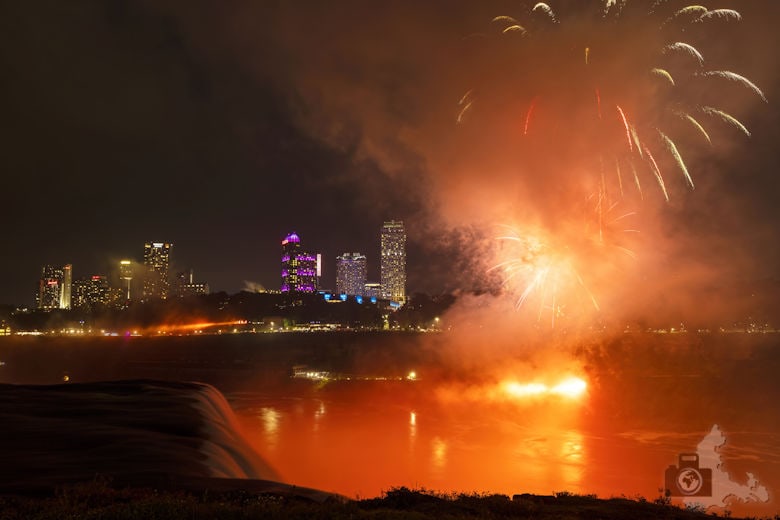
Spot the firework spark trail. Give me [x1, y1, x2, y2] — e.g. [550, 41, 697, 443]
[594, 88, 602, 119]
[643, 146, 669, 201]
[630, 126, 643, 158]
[662, 42, 704, 66]
[657, 130, 694, 189]
[663, 6, 709, 28]
[630, 161, 642, 197]
[503, 24, 527, 35]
[615, 157, 624, 196]
[616, 106, 632, 152]
[457, 101, 473, 124]
[697, 71, 768, 103]
[524, 98, 539, 136]
[696, 9, 741, 23]
[676, 112, 712, 144]
[457, 90, 473, 124]
[651, 68, 675, 86]
[532, 3, 558, 23]
[701, 107, 751, 137]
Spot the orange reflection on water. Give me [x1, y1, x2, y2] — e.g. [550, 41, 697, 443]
[258, 407, 280, 450]
[559, 430, 585, 489]
[237, 382, 589, 498]
[431, 436, 448, 475]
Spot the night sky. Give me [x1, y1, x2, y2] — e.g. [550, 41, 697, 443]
[1, 0, 778, 311]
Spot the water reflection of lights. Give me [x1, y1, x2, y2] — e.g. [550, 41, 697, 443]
[560, 430, 585, 488]
[513, 429, 586, 492]
[561, 433, 583, 463]
[259, 407, 280, 449]
[431, 436, 448, 473]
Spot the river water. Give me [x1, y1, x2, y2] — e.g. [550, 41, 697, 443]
[1, 331, 778, 516]
[226, 332, 780, 517]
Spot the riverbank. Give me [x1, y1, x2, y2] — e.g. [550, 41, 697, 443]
[0, 480, 744, 520]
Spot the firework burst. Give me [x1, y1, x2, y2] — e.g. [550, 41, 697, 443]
[456, 1, 765, 322]
[489, 196, 639, 327]
[458, 1, 765, 201]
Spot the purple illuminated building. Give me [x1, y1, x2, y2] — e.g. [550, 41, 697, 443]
[281, 232, 319, 293]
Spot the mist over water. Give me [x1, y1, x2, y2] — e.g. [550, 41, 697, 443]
[1, 331, 778, 515]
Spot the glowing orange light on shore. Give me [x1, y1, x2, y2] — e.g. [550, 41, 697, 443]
[504, 381, 547, 397]
[151, 320, 247, 334]
[502, 376, 587, 400]
[550, 377, 588, 398]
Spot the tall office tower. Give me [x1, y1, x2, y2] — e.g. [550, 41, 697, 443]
[119, 260, 133, 301]
[60, 264, 72, 309]
[380, 220, 406, 303]
[336, 252, 367, 296]
[38, 265, 63, 310]
[142, 242, 172, 300]
[37, 264, 72, 310]
[72, 275, 110, 309]
[71, 279, 87, 309]
[280, 232, 317, 293]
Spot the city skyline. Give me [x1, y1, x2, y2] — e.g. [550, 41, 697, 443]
[0, 1, 778, 319]
[13, 221, 406, 309]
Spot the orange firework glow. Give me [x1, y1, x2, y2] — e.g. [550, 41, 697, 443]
[437, 375, 589, 404]
[504, 376, 588, 400]
[490, 232, 598, 324]
[489, 199, 637, 326]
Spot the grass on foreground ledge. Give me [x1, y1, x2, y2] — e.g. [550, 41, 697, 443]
[0, 480, 774, 520]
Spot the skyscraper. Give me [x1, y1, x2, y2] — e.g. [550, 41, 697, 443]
[380, 220, 406, 303]
[60, 264, 72, 310]
[280, 232, 318, 293]
[71, 275, 110, 310]
[37, 264, 72, 310]
[336, 252, 367, 296]
[119, 260, 133, 301]
[142, 242, 172, 300]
